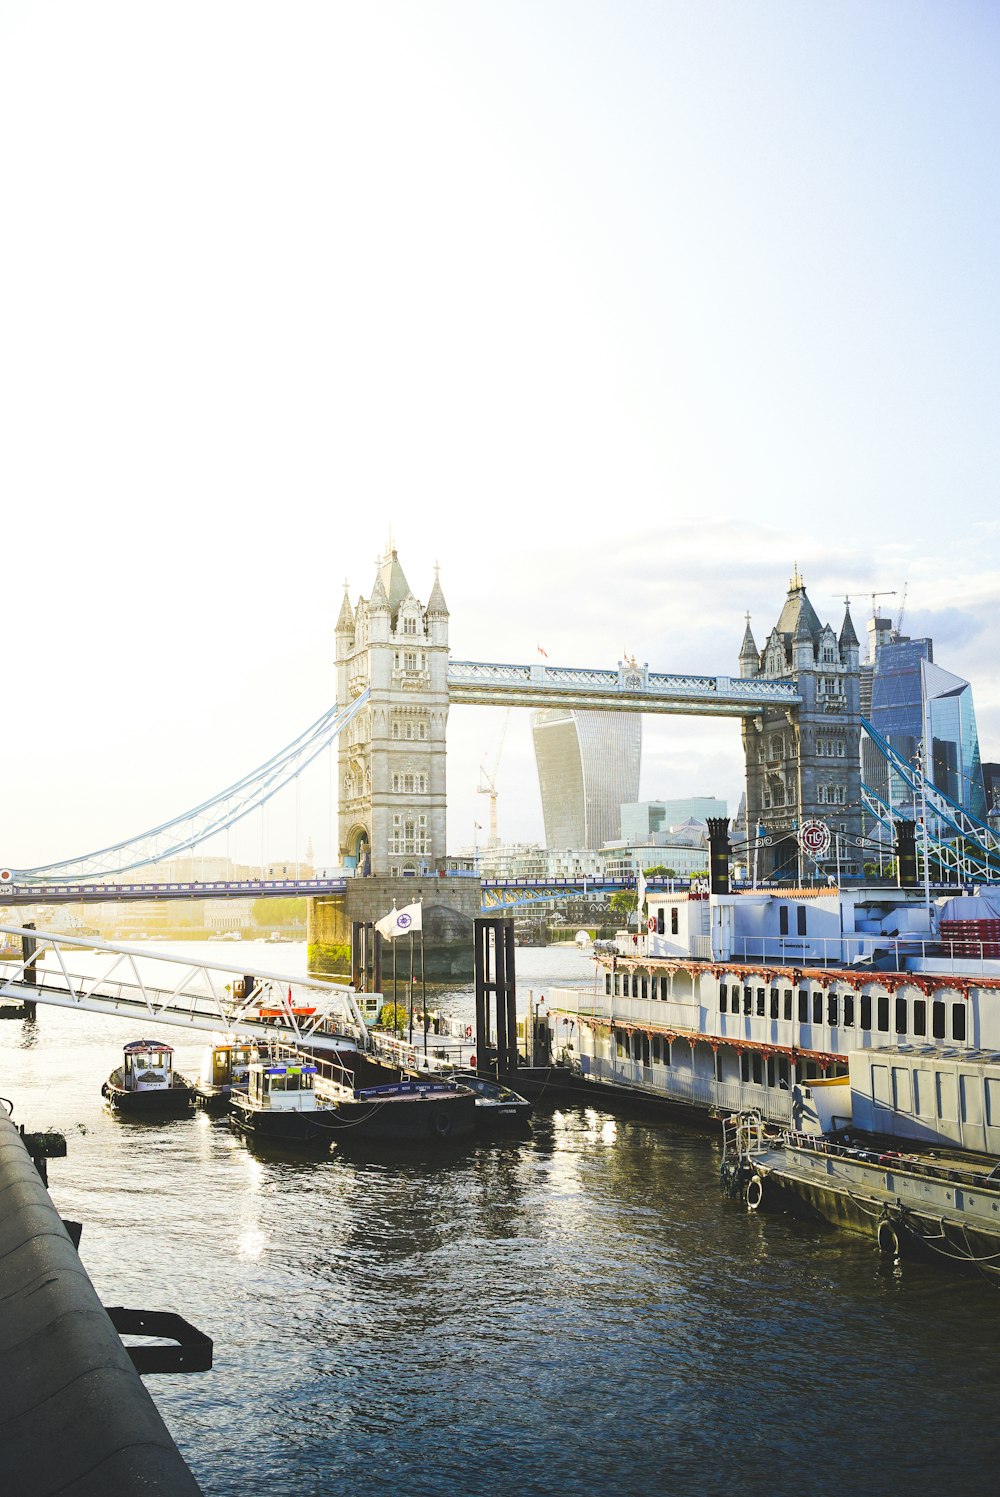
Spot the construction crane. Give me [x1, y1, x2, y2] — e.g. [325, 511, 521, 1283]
[896, 582, 908, 639]
[478, 709, 510, 849]
[870, 589, 896, 619]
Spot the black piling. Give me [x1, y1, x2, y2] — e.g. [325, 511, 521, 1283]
[474, 917, 518, 1080]
[351, 921, 383, 994]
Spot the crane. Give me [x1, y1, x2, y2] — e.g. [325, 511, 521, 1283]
[478, 709, 510, 849]
[896, 582, 908, 639]
[870, 589, 896, 619]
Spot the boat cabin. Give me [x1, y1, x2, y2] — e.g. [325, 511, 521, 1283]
[201, 1039, 256, 1091]
[122, 1040, 176, 1093]
[246, 1062, 319, 1112]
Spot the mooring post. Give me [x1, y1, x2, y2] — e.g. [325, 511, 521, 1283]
[352, 922, 383, 993]
[473, 917, 517, 1079]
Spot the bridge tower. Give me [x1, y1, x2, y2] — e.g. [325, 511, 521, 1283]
[740, 570, 862, 881]
[335, 548, 449, 875]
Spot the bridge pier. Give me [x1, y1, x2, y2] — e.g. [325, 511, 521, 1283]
[307, 875, 482, 983]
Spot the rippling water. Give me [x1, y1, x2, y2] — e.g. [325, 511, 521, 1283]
[4, 941, 1000, 1495]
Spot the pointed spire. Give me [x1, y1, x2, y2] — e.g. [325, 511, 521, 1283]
[739, 612, 757, 660]
[427, 560, 449, 617]
[336, 584, 354, 634]
[369, 570, 390, 612]
[839, 595, 859, 650]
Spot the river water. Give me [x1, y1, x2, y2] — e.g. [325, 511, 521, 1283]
[3, 939, 1000, 1496]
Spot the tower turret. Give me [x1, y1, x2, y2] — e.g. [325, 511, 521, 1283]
[739, 615, 759, 678]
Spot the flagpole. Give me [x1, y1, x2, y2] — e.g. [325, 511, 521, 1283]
[421, 925, 427, 1062]
[408, 932, 414, 1042]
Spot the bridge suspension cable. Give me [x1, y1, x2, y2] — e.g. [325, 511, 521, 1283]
[12, 690, 370, 884]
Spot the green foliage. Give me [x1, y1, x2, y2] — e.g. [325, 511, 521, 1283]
[643, 865, 677, 877]
[253, 897, 306, 926]
[378, 1001, 408, 1035]
[307, 941, 351, 977]
[609, 890, 638, 919]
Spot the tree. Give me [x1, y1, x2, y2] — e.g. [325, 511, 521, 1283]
[608, 890, 638, 921]
[643, 865, 677, 877]
[378, 1001, 408, 1035]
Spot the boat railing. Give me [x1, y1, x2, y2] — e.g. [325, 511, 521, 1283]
[785, 1130, 1000, 1191]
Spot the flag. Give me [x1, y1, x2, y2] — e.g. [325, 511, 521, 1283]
[537, 644, 548, 658]
[636, 867, 647, 927]
[375, 901, 423, 940]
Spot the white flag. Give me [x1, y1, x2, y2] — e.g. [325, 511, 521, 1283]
[636, 867, 647, 926]
[375, 901, 423, 940]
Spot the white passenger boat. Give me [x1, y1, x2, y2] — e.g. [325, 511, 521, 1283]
[533, 884, 1000, 1136]
[102, 1040, 195, 1116]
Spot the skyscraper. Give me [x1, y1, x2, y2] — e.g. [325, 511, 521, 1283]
[531, 709, 641, 850]
[866, 633, 986, 820]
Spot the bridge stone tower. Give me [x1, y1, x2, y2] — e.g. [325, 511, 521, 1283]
[740, 569, 863, 881]
[335, 548, 450, 875]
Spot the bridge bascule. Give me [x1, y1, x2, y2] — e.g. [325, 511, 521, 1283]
[2, 549, 998, 894]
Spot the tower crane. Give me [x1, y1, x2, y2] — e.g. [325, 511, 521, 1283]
[869, 589, 896, 619]
[478, 709, 510, 850]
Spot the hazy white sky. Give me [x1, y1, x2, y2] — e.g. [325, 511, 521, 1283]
[2, 1, 998, 869]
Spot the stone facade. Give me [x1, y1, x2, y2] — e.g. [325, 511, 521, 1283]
[740, 570, 862, 881]
[335, 549, 450, 876]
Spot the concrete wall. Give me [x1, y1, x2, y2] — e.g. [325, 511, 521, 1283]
[308, 876, 482, 980]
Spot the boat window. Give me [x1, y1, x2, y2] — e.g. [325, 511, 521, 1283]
[798, 989, 808, 1022]
[740, 1053, 750, 1082]
[779, 905, 789, 935]
[777, 1057, 790, 1088]
[895, 998, 907, 1034]
[932, 1002, 946, 1040]
[640, 977, 648, 1000]
[756, 988, 765, 1017]
[877, 995, 889, 1032]
[657, 908, 665, 935]
[743, 986, 752, 1016]
[797, 907, 807, 936]
[751, 1053, 763, 1085]
[766, 1056, 776, 1087]
[912, 999, 926, 1037]
[953, 1003, 967, 1042]
[605, 974, 612, 996]
[860, 994, 872, 1031]
[671, 907, 679, 935]
[842, 995, 855, 1028]
[719, 983, 728, 1012]
[641, 1033, 650, 1066]
[812, 992, 823, 1026]
[827, 994, 839, 1027]
[770, 989, 779, 1020]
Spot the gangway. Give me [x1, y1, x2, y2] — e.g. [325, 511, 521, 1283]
[0, 927, 374, 1051]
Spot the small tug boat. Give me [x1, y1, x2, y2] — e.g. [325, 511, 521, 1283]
[101, 1040, 194, 1116]
[192, 1037, 257, 1114]
[451, 1071, 533, 1131]
[229, 1058, 336, 1144]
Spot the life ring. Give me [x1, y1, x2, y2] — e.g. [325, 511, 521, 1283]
[745, 1174, 764, 1211]
[465, 1025, 473, 1040]
[0, 870, 11, 883]
[433, 1109, 452, 1138]
[876, 1219, 900, 1258]
[647, 915, 655, 932]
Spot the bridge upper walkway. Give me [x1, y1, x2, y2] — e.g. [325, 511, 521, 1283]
[447, 660, 799, 715]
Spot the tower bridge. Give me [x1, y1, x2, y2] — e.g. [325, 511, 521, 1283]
[4, 548, 998, 900]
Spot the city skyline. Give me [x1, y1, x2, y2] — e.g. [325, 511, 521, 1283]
[1, 4, 998, 866]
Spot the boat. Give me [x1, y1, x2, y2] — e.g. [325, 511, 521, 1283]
[192, 1037, 257, 1113]
[313, 1078, 477, 1143]
[450, 1070, 533, 1130]
[230, 1056, 477, 1145]
[526, 869, 1000, 1267]
[229, 1058, 336, 1143]
[101, 1040, 194, 1116]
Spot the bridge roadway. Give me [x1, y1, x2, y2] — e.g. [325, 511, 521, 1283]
[0, 874, 693, 908]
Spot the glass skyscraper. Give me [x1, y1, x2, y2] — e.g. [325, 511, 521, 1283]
[531, 708, 642, 850]
[867, 637, 986, 819]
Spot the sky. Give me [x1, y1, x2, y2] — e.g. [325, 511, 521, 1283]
[1, 1, 999, 871]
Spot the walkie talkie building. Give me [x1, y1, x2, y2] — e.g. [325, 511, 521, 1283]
[531, 708, 642, 851]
